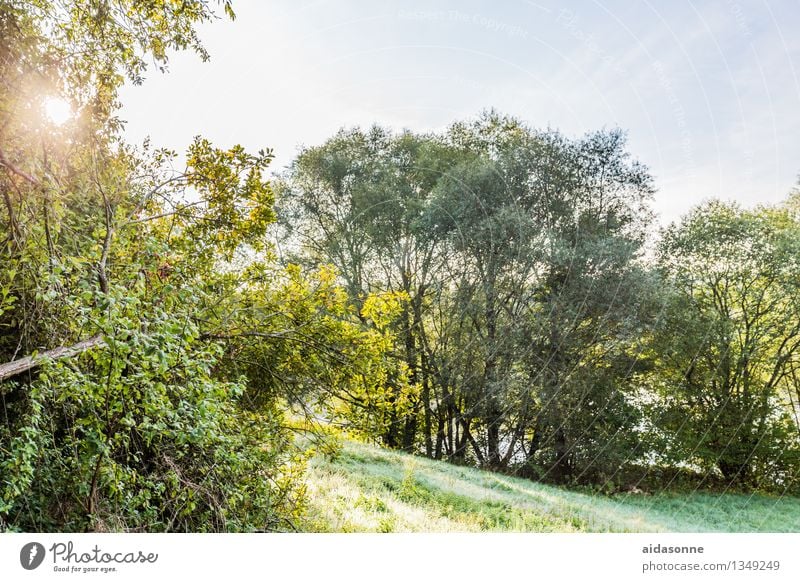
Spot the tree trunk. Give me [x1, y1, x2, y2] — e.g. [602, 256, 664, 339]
[402, 411, 417, 452]
[484, 291, 502, 468]
[552, 427, 571, 483]
[435, 410, 445, 459]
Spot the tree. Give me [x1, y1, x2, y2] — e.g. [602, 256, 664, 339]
[653, 200, 800, 487]
[0, 0, 302, 532]
[425, 114, 545, 468]
[278, 127, 450, 451]
[517, 128, 656, 483]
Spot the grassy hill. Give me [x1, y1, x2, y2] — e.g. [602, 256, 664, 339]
[301, 440, 800, 532]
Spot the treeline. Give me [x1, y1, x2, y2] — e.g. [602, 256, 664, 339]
[278, 118, 800, 491]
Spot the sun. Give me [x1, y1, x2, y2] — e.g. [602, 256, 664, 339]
[43, 97, 73, 125]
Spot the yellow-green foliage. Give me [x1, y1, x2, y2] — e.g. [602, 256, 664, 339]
[0, 0, 404, 533]
[327, 290, 420, 442]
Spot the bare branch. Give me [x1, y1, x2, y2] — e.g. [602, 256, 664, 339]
[0, 335, 105, 382]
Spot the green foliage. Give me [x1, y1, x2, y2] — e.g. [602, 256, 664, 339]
[651, 200, 800, 488]
[184, 138, 276, 258]
[281, 112, 658, 482]
[2, 290, 303, 531]
[4, 0, 800, 537]
[281, 114, 800, 495]
[203, 261, 412, 444]
[0, 0, 399, 532]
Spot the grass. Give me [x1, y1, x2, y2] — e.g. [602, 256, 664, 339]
[300, 439, 800, 532]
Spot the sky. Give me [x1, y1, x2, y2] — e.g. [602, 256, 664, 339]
[119, 0, 800, 225]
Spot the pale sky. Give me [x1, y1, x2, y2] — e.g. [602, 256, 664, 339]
[119, 0, 800, 225]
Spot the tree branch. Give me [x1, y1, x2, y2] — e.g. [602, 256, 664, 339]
[0, 147, 40, 187]
[0, 335, 105, 382]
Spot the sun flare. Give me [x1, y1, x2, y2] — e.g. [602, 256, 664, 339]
[43, 97, 73, 125]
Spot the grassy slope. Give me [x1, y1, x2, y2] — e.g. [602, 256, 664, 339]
[301, 440, 800, 533]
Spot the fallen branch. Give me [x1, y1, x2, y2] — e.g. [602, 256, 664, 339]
[0, 335, 105, 382]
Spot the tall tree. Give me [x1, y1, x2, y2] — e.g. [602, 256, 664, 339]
[520, 128, 656, 483]
[278, 127, 452, 450]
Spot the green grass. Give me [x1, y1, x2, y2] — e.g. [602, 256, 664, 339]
[301, 440, 800, 532]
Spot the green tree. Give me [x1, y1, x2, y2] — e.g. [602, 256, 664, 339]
[278, 127, 450, 451]
[519, 128, 656, 483]
[653, 200, 800, 488]
[0, 0, 305, 532]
